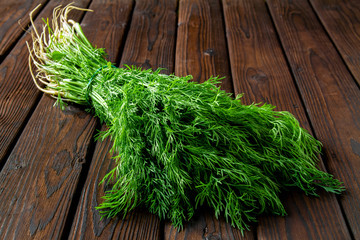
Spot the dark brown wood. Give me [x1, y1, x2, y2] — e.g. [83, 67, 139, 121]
[0, 0, 359, 238]
[0, 96, 96, 239]
[78, 0, 134, 63]
[0, 0, 89, 165]
[69, 134, 162, 240]
[0, 1, 94, 239]
[267, 0, 360, 238]
[69, 0, 177, 239]
[120, 0, 177, 74]
[222, 0, 351, 239]
[164, 0, 251, 239]
[175, 0, 233, 91]
[310, 0, 360, 86]
[164, 214, 254, 240]
[0, 0, 46, 57]
[68, 1, 154, 239]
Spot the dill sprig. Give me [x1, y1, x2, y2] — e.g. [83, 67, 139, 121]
[27, 4, 344, 232]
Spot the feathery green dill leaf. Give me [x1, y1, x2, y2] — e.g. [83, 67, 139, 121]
[27, 4, 345, 232]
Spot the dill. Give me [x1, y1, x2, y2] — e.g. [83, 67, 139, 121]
[27, 4, 344, 232]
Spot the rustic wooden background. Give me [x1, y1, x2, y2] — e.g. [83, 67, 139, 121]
[0, 0, 359, 239]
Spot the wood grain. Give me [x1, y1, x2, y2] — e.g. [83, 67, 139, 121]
[222, 0, 351, 239]
[267, 0, 360, 238]
[0, 0, 46, 57]
[68, 1, 151, 239]
[0, 0, 89, 165]
[0, 0, 95, 239]
[164, 0, 252, 239]
[0, 96, 96, 239]
[69, 129, 161, 240]
[1, 0, 359, 238]
[70, 0, 177, 239]
[120, 0, 177, 74]
[175, 0, 233, 91]
[310, 0, 360, 86]
[164, 212, 254, 240]
[79, 0, 134, 63]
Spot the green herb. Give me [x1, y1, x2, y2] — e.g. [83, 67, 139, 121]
[27, 4, 344, 232]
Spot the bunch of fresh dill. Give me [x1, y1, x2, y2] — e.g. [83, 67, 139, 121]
[27, 5, 344, 232]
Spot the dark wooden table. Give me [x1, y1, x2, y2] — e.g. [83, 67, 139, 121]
[1, 0, 359, 239]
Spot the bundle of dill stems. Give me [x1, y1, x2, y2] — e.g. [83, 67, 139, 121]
[27, 5, 344, 232]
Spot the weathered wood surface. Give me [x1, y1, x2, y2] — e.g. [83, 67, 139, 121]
[0, 96, 95, 239]
[120, 0, 177, 73]
[268, 0, 360, 239]
[0, 0, 46, 58]
[223, 1, 351, 239]
[70, 0, 177, 239]
[164, 0, 250, 239]
[66, 0, 135, 239]
[0, 1, 93, 238]
[0, 0, 359, 239]
[0, 0, 89, 166]
[310, 0, 360, 86]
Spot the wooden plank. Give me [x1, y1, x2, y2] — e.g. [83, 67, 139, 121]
[76, 0, 134, 63]
[164, 213, 253, 240]
[0, 96, 96, 239]
[164, 0, 252, 239]
[0, 1, 95, 239]
[69, 0, 177, 239]
[120, 0, 177, 74]
[0, 0, 47, 58]
[222, 0, 351, 239]
[0, 0, 88, 165]
[67, 0, 156, 239]
[174, 0, 233, 91]
[267, 0, 360, 238]
[310, 0, 360, 86]
[69, 130, 161, 240]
